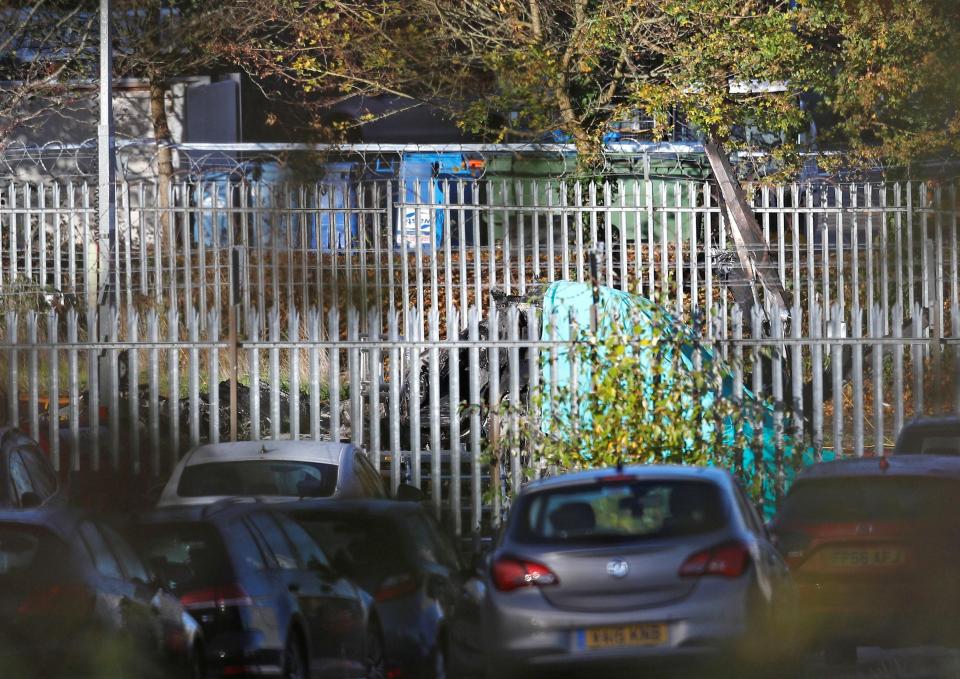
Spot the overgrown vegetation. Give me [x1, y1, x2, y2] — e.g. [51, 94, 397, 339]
[486, 294, 796, 511]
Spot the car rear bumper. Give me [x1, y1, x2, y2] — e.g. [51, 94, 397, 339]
[205, 631, 284, 678]
[484, 579, 751, 670]
[797, 580, 960, 646]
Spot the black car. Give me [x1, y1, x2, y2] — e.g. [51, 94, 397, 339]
[132, 499, 384, 679]
[0, 507, 201, 678]
[0, 427, 63, 508]
[894, 416, 960, 455]
[279, 499, 485, 679]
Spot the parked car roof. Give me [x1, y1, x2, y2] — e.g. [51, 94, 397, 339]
[183, 440, 353, 465]
[0, 506, 88, 534]
[898, 415, 960, 429]
[156, 440, 370, 507]
[894, 416, 960, 454]
[521, 464, 733, 494]
[794, 455, 960, 480]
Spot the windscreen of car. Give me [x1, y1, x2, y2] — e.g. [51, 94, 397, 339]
[0, 524, 67, 578]
[779, 476, 960, 524]
[133, 522, 232, 594]
[512, 479, 727, 545]
[177, 461, 338, 498]
[294, 513, 410, 590]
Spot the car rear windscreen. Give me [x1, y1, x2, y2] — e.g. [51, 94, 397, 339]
[177, 461, 338, 498]
[512, 479, 727, 545]
[133, 523, 231, 593]
[779, 476, 960, 523]
[0, 524, 66, 577]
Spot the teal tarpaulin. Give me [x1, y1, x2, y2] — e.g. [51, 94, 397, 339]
[537, 281, 819, 513]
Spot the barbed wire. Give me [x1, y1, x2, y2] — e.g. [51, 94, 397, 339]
[0, 139, 717, 183]
[2, 138, 956, 186]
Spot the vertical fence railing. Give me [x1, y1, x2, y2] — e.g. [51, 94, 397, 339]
[0, 174, 959, 532]
[5, 178, 958, 343]
[0, 295, 955, 532]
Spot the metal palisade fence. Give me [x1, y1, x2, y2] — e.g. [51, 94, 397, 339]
[1, 177, 958, 336]
[0, 293, 955, 534]
[0, 172, 958, 530]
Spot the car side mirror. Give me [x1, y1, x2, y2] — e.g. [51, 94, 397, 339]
[396, 483, 424, 503]
[19, 492, 42, 509]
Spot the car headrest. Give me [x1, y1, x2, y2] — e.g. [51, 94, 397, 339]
[549, 502, 596, 535]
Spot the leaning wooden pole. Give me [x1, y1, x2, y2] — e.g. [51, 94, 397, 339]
[704, 139, 788, 318]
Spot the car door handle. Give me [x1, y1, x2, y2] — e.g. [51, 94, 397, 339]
[288, 583, 301, 593]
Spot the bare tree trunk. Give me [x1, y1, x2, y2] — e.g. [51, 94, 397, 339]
[703, 139, 787, 319]
[149, 81, 174, 244]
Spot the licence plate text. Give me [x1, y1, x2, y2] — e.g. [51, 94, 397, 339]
[825, 548, 905, 568]
[580, 624, 668, 650]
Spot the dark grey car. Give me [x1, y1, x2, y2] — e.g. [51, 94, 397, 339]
[483, 465, 797, 677]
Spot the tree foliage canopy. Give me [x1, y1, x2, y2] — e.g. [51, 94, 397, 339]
[2, 0, 958, 167]
[262, 0, 960, 167]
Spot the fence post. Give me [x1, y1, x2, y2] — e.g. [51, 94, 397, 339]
[388, 309, 402, 496]
[46, 313, 60, 471]
[893, 304, 905, 437]
[127, 308, 140, 474]
[229, 247, 241, 442]
[811, 302, 824, 460]
[448, 306, 461, 534]
[871, 305, 884, 456]
[831, 305, 844, 457]
[852, 308, 864, 457]
[367, 308, 382, 470]
[67, 310, 80, 473]
[771, 311, 784, 506]
[270, 307, 282, 442]
[468, 306, 482, 537]
[208, 309, 221, 446]
[148, 309, 160, 476]
[428, 307, 441, 516]
[329, 306, 341, 443]
[289, 306, 301, 442]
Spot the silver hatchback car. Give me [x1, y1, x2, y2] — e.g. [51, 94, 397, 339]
[483, 466, 797, 677]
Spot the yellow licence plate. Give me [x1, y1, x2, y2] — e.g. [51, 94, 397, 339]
[824, 548, 905, 568]
[581, 624, 668, 650]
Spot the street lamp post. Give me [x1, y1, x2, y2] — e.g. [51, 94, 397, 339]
[96, 0, 117, 452]
[97, 0, 116, 313]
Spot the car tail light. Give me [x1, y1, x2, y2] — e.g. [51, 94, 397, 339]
[679, 541, 750, 578]
[491, 556, 559, 592]
[179, 583, 252, 609]
[375, 573, 420, 602]
[17, 582, 95, 617]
